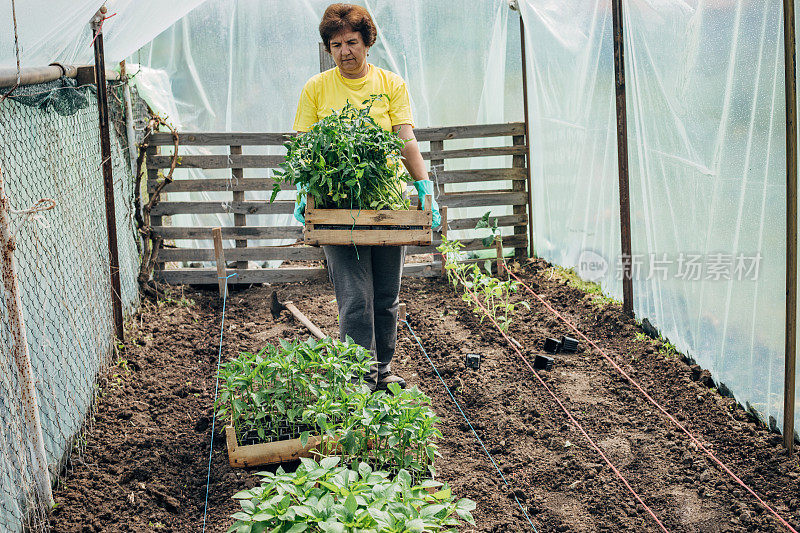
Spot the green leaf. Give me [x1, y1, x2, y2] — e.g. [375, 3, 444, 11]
[300, 431, 310, 447]
[344, 493, 358, 515]
[320, 456, 340, 470]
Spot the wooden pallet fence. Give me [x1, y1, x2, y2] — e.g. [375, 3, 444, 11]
[147, 122, 530, 285]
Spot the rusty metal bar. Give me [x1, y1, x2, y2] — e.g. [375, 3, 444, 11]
[784, 0, 798, 453]
[611, 0, 634, 317]
[92, 8, 124, 342]
[519, 13, 534, 258]
[0, 169, 54, 507]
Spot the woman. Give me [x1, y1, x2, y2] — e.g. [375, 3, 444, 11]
[292, 3, 441, 391]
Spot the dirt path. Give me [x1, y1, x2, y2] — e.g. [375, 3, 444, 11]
[49, 260, 800, 532]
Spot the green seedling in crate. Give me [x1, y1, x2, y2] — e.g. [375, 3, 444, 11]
[302, 383, 441, 482]
[215, 337, 371, 446]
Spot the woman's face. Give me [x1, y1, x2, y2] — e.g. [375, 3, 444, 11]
[329, 29, 370, 78]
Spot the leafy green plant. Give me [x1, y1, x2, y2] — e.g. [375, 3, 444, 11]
[273, 95, 410, 211]
[303, 383, 441, 481]
[229, 457, 476, 533]
[475, 211, 500, 248]
[216, 337, 372, 445]
[437, 237, 529, 332]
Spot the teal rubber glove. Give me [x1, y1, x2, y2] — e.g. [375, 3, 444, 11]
[413, 179, 441, 229]
[294, 184, 306, 224]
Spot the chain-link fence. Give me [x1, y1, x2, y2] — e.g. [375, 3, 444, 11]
[0, 80, 141, 533]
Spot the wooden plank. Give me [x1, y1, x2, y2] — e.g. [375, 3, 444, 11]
[149, 193, 528, 218]
[305, 208, 432, 226]
[304, 229, 432, 247]
[157, 268, 329, 285]
[421, 145, 526, 161]
[158, 262, 442, 285]
[148, 178, 276, 193]
[154, 225, 301, 240]
[448, 214, 527, 231]
[147, 123, 525, 146]
[212, 228, 226, 297]
[148, 154, 284, 169]
[414, 122, 525, 142]
[148, 146, 526, 170]
[149, 169, 526, 194]
[429, 139, 445, 181]
[150, 201, 294, 216]
[158, 246, 325, 262]
[407, 234, 527, 255]
[231, 145, 247, 269]
[436, 168, 526, 184]
[410, 191, 528, 209]
[149, 132, 293, 146]
[512, 135, 528, 260]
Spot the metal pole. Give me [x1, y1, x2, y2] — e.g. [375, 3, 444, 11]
[92, 8, 124, 342]
[784, 0, 798, 453]
[611, 0, 634, 317]
[0, 169, 54, 507]
[519, 13, 534, 258]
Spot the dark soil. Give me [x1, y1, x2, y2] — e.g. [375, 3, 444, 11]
[49, 259, 800, 532]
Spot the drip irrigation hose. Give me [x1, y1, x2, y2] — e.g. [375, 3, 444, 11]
[202, 273, 237, 533]
[401, 318, 539, 532]
[447, 263, 670, 532]
[502, 263, 799, 533]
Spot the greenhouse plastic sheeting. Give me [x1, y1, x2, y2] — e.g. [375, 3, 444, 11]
[519, 0, 791, 431]
[128, 0, 523, 252]
[0, 0, 207, 68]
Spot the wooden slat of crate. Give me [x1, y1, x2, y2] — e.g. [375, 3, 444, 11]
[146, 122, 525, 146]
[225, 426, 322, 467]
[305, 208, 431, 226]
[305, 228, 432, 247]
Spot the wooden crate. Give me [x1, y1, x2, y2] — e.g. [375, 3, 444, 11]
[225, 425, 323, 468]
[303, 194, 433, 246]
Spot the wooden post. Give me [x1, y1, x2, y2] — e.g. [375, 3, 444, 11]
[212, 227, 226, 298]
[784, 0, 798, 453]
[230, 145, 247, 271]
[519, 14, 534, 258]
[91, 7, 124, 341]
[319, 43, 336, 72]
[440, 205, 448, 277]
[0, 170, 54, 507]
[611, 0, 635, 318]
[511, 135, 528, 260]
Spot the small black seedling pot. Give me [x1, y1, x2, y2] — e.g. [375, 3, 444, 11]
[534, 355, 554, 371]
[465, 353, 481, 370]
[560, 336, 579, 353]
[543, 337, 561, 354]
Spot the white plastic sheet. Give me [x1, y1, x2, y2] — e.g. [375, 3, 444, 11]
[519, 0, 790, 430]
[0, 0, 207, 68]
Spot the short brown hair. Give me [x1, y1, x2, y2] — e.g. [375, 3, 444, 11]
[319, 4, 377, 52]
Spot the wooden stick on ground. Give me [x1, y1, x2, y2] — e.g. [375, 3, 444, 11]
[284, 301, 327, 340]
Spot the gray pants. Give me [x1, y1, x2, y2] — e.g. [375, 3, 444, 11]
[323, 245, 405, 383]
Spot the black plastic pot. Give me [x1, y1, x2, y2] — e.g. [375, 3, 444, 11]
[465, 353, 481, 370]
[533, 354, 554, 371]
[543, 337, 561, 354]
[560, 336, 579, 353]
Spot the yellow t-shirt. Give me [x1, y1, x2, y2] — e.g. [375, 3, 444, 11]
[293, 64, 414, 132]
